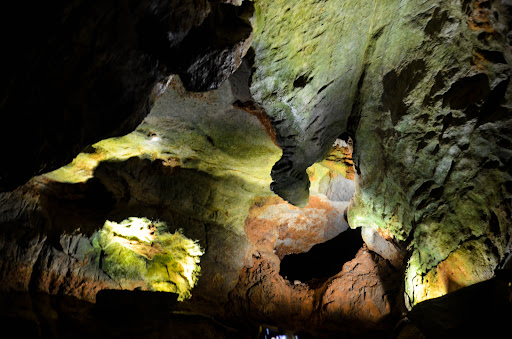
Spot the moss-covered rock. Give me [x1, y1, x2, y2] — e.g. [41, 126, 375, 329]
[92, 217, 204, 300]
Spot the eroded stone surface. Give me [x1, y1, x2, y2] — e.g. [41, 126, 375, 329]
[250, 0, 512, 309]
[245, 195, 349, 259]
[319, 248, 401, 331]
[0, 60, 401, 336]
[343, 0, 512, 305]
[0, 0, 253, 192]
[0, 63, 279, 309]
[1, 0, 511, 336]
[361, 227, 404, 269]
[251, 0, 374, 206]
[227, 246, 402, 337]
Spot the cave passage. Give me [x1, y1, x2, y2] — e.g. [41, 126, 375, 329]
[279, 228, 363, 284]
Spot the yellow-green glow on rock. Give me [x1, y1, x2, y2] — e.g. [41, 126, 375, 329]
[405, 238, 499, 307]
[44, 76, 282, 203]
[92, 217, 204, 301]
[308, 145, 354, 196]
[45, 133, 164, 184]
[43, 76, 282, 238]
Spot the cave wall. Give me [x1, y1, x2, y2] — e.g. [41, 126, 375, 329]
[0, 0, 253, 192]
[0, 67, 280, 306]
[344, 0, 512, 305]
[251, 0, 512, 306]
[251, 0, 375, 206]
[0, 54, 394, 336]
[0, 0, 511, 337]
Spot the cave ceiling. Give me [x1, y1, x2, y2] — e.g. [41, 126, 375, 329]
[0, 0, 511, 337]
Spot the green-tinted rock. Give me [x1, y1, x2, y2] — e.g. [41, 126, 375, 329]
[251, 0, 511, 306]
[343, 0, 512, 305]
[92, 217, 204, 300]
[252, 0, 383, 206]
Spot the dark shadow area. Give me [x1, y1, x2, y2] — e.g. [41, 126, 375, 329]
[96, 289, 179, 317]
[0, 155, 258, 337]
[0, 291, 254, 339]
[279, 228, 363, 284]
[403, 270, 512, 338]
[90, 157, 223, 246]
[37, 178, 117, 239]
[0, 0, 255, 192]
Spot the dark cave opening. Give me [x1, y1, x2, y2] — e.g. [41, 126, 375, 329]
[279, 227, 363, 285]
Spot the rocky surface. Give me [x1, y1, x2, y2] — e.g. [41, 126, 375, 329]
[1, 0, 512, 337]
[0, 64, 279, 308]
[227, 246, 402, 337]
[251, 0, 512, 307]
[0, 48, 401, 336]
[0, 178, 123, 302]
[343, 0, 512, 306]
[0, 0, 253, 192]
[361, 227, 404, 269]
[244, 195, 349, 260]
[251, 0, 372, 206]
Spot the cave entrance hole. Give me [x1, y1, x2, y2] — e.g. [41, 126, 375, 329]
[279, 227, 363, 286]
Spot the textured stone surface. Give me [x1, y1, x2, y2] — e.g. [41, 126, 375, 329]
[0, 179, 122, 302]
[0, 51, 401, 336]
[245, 195, 349, 259]
[91, 217, 204, 300]
[250, 0, 512, 306]
[227, 246, 402, 337]
[318, 248, 400, 330]
[251, 0, 372, 206]
[0, 0, 253, 192]
[361, 227, 404, 269]
[0, 60, 282, 316]
[1, 0, 511, 336]
[342, 0, 512, 306]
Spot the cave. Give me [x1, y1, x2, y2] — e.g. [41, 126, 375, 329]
[1, 0, 512, 338]
[279, 228, 363, 285]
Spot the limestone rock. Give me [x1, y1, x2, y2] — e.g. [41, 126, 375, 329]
[319, 248, 401, 332]
[227, 246, 402, 337]
[361, 227, 403, 269]
[0, 0, 511, 336]
[0, 57, 279, 312]
[343, 0, 512, 305]
[324, 175, 355, 202]
[251, 0, 512, 308]
[0, 0, 253, 192]
[245, 195, 349, 259]
[251, 0, 383, 206]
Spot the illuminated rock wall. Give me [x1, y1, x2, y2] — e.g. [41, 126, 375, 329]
[0, 0, 253, 192]
[252, 0, 512, 306]
[345, 0, 512, 306]
[0, 0, 511, 337]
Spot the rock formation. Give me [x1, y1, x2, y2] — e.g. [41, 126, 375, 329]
[252, 0, 512, 309]
[0, 0, 511, 338]
[0, 0, 254, 192]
